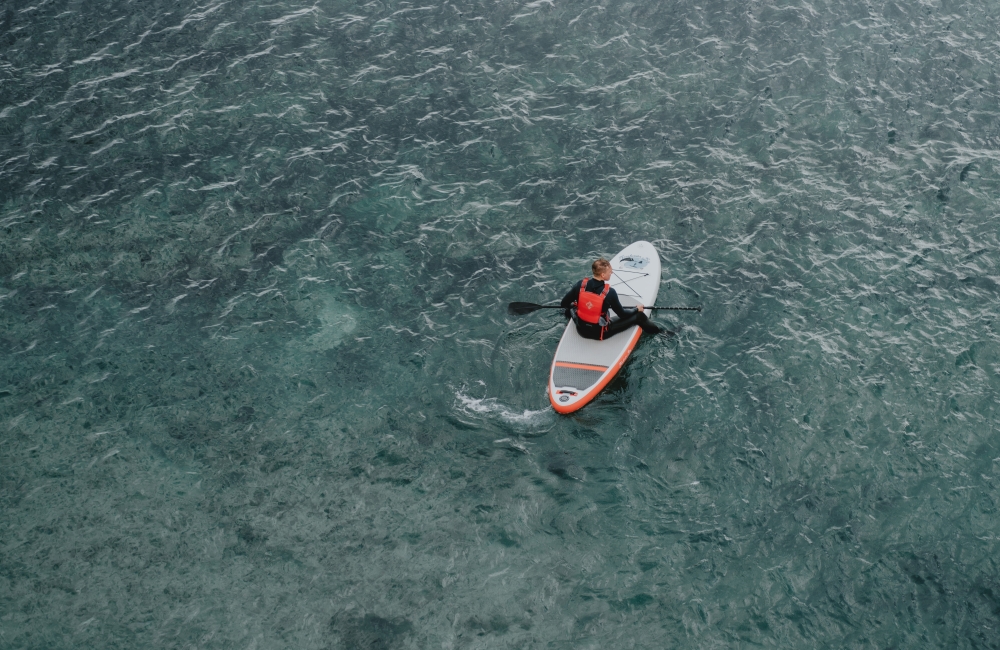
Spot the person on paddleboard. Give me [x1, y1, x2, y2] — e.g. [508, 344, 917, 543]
[560, 258, 661, 340]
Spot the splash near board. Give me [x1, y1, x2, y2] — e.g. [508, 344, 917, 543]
[548, 241, 661, 414]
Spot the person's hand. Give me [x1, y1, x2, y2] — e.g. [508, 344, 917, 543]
[636, 303, 644, 312]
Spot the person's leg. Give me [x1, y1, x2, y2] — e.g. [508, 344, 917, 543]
[602, 311, 660, 338]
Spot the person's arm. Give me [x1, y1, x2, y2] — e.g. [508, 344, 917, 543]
[605, 288, 636, 320]
[560, 280, 583, 309]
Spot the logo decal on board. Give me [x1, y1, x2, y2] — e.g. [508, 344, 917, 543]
[620, 255, 650, 270]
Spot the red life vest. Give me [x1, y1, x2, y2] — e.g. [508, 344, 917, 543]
[576, 278, 609, 325]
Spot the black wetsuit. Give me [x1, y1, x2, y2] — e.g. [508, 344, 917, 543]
[560, 278, 658, 340]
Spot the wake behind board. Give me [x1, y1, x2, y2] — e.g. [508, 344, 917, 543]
[548, 241, 661, 414]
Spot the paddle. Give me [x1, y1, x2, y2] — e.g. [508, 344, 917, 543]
[508, 302, 702, 316]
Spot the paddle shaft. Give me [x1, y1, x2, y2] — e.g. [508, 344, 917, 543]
[508, 302, 700, 315]
[538, 305, 699, 311]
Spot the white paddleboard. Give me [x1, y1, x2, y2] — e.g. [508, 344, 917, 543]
[548, 241, 661, 414]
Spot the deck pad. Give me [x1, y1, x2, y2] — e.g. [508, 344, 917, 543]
[548, 241, 661, 413]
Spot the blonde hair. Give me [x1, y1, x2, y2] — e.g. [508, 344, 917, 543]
[592, 258, 611, 276]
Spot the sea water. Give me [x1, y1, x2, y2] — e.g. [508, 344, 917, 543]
[2, 0, 1000, 647]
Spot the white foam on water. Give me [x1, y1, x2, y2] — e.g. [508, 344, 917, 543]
[455, 392, 554, 432]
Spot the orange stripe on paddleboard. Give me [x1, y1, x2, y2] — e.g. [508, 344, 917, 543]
[554, 361, 609, 372]
[549, 327, 642, 414]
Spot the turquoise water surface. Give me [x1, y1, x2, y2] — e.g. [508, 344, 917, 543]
[2, 0, 1000, 647]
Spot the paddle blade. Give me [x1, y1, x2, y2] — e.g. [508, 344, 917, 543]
[507, 301, 543, 316]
